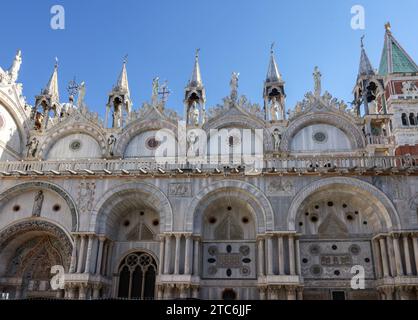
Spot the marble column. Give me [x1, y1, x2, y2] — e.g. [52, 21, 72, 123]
[69, 235, 79, 273]
[289, 235, 296, 275]
[92, 285, 101, 299]
[379, 237, 390, 277]
[185, 234, 192, 275]
[96, 237, 105, 275]
[257, 237, 265, 277]
[158, 235, 165, 275]
[296, 287, 303, 300]
[295, 237, 301, 276]
[84, 235, 94, 274]
[157, 286, 164, 300]
[277, 236, 284, 275]
[372, 239, 383, 278]
[193, 237, 200, 276]
[192, 286, 199, 299]
[286, 287, 296, 300]
[403, 234, 412, 276]
[78, 284, 87, 300]
[174, 234, 181, 275]
[266, 235, 273, 275]
[412, 235, 418, 275]
[164, 234, 172, 274]
[76, 235, 86, 273]
[392, 234, 404, 276]
[105, 241, 114, 276]
[67, 285, 76, 299]
[101, 241, 109, 276]
[259, 287, 266, 300]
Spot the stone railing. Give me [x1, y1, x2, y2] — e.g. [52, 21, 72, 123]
[0, 155, 417, 176]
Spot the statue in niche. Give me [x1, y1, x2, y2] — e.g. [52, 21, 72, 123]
[272, 129, 281, 151]
[112, 107, 121, 128]
[187, 130, 198, 156]
[34, 112, 44, 130]
[32, 191, 44, 217]
[107, 134, 116, 156]
[191, 101, 200, 126]
[270, 96, 283, 121]
[26, 137, 39, 158]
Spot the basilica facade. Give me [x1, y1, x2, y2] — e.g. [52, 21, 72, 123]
[1, 24, 418, 300]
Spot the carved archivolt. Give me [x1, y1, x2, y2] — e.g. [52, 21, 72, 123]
[0, 219, 73, 269]
[280, 112, 366, 152]
[186, 179, 274, 234]
[0, 181, 79, 231]
[37, 122, 107, 159]
[287, 177, 401, 231]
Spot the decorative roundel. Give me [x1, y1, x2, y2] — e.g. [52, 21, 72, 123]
[208, 246, 218, 256]
[312, 131, 328, 143]
[208, 266, 217, 275]
[69, 140, 82, 151]
[310, 264, 323, 276]
[240, 266, 251, 276]
[145, 136, 161, 150]
[0, 114, 4, 130]
[239, 245, 250, 256]
[349, 244, 361, 256]
[309, 244, 321, 255]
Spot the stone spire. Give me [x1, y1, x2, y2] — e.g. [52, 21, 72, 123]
[32, 58, 61, 130]
[358, 36, 375, 76]
[106, 58, 132, 129]
[184, 49, 206, 126]
[189, 49, 202, 87]
[379, 22, 418, 75]
[263, 43, 285, 121]
[43, 58, 60, 103]
[266, 43, 281, 83]
[114, 58, 130, 96]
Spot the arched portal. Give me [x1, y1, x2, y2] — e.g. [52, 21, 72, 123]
[117, 251, 157, 300]
[288, 177, 400, 300]
[0, 220, 72, 299]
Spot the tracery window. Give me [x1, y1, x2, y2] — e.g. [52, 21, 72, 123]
[401, 113, 408, 126]
[117, 252, 156, 299]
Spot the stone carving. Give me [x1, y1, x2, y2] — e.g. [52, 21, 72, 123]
[267, 178, 294, 195]
[270, 96, 283, 121]
[313, 66, 322, 97]
[32, 191, 44, 217]
[202, 243, 255, 279]
[402, 81, 418, 95]
[78, 182, 96, 213]
[152, 77, 159, 105]
[300, 240, 374, 280]
[272, 128, 281, 151]
[0, 220, 72, 269]
[7, 50, 22, 83]
[230, 72, 239, 100]
[168, 182, 192, 197]
[107, 134, 116, 156]
[26, 137, 39, 158]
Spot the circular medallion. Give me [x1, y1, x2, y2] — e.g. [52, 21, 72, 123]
[312, 131, 328, 143]
[145, 137, 161, 150]
[239, 245, 250, 256]
[310, 264, 323, 276]
[349, 244, 361, 255]
[309, 244, 321, 255]
[69, 140, 81, 151]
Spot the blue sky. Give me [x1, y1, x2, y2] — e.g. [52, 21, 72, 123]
[1, 0, 418, 117]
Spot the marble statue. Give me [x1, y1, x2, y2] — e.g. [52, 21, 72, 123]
[32, 191, 44, 217]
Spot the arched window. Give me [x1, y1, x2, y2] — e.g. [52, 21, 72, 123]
[409, 113, 416, 126]
[401, 113, 408, 126]
[117, 252, 156, 300]
[222, 289, 237, 300]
